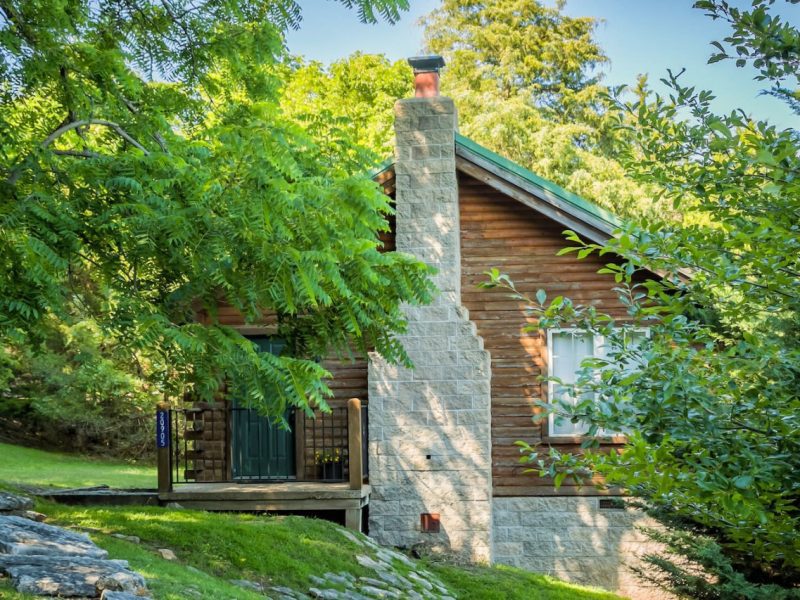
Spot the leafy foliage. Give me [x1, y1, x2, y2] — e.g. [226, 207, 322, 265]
[0, 319, 156, 457]
[485, 1, 800, 595]
[281, 53, 412, 164]
[421, 0, 607, 118]
[0, 0, 433, 430]
[278, 1, 670, 222]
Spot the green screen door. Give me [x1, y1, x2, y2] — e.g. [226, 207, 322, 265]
[231, 336, 296, 480]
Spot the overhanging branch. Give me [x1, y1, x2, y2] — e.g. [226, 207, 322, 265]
[41, 119, 150, 154]
[5, 118, 150, 185]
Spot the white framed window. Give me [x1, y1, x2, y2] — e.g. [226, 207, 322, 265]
[546, 328, 649, 438]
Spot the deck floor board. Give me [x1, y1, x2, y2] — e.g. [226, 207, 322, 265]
[160, 482, 370, 511]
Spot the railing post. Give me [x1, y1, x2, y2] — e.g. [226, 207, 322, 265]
[156, 400, 172, 494]
[294, 408, 306, 480]
[225, 399, 233, 481]
[347, 398, 363, 490]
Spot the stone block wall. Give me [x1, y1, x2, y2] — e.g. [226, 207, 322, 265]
[493, 497, 670, 599]
[368, 96, 493, 562]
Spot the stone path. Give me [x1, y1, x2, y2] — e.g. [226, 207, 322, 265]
[263, 528, 456, 600]
[0, 492, 151, 598]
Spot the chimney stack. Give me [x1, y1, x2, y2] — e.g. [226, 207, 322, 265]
[408, 55, 445, 98]
[368, 58, 493, 564]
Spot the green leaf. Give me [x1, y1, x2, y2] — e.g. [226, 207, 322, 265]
[708, 119, 733, 138]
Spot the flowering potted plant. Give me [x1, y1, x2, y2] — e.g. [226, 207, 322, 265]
[314, 448, 344, 480]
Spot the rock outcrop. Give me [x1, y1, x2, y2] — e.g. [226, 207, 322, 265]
[0, 493, 151, 598]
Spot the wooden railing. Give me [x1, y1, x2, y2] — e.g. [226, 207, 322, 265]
[157, 398, 366, 494]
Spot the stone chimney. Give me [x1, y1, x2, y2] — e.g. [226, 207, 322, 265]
[368, 56, 493, 563]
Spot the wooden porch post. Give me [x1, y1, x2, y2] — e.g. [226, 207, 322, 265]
[347, 398, 363, 491]
[346, 398, 364, 532]
[156, 400, 172, 494]
[345, 508, 362, 532]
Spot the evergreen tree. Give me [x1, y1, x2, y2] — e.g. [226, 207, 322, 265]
[421, 0, 668, 219]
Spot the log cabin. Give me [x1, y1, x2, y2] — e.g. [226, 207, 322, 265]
[155, 55, 664, 599]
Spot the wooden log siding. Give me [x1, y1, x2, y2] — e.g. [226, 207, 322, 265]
[300, 358, 368, 480]
[458, 173, 635, 496]
[186, 205, 394, 484]
[193, 401, 229, 482]
[187, 357, 367, 483]
[378, 210, 396, 252]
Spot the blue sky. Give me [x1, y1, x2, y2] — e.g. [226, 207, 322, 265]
[284, 0, 798, 130]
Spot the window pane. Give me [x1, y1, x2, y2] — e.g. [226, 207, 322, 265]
[550, 332, 593, 436]
[622, 330, 647, 374]
[598, 329, 647, 436]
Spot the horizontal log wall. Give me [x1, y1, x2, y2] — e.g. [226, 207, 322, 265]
[193, 400, 228, 482]
[300, 357, 368, 480]
[458, 173, 634, 497]
[188, 358, 367, 482]
[189, 299, 369, 481]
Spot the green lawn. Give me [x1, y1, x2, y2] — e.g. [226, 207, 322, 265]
[34, 501, 622, 600]
[40, 502, 373, 593]
[0, 442, 155, 489]
[0, 444, 625, 599]
[0, 581, 35, 599]
[432, 562, 622, 600]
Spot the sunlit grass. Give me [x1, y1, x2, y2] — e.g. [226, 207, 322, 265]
[38, 501, 623, 600]
[430, 562, 626, 600]
[0, 580, 37, 599]
[40, 501, 373, 591]
[0, 443, 155, 489]
[93, 536, 263, 600]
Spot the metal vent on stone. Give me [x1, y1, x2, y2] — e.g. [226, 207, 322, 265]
[598, 498, 626, 510]
[420, 513, 440, 533]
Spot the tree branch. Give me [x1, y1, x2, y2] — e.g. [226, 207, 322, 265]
[120, 97, 169, 153]
[53, 149, 103, 159]
[0, 0, 37, 46]
[5, 119, 150, 186]
[41, 119, 150, 154]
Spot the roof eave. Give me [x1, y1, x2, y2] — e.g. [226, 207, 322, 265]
[454, 137, 618, 246]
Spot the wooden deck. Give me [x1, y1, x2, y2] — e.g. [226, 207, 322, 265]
[160, 482, 370, 514]
[156, 398, 369, 530]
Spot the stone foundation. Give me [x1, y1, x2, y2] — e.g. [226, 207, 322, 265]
[493, 496, 669, 599]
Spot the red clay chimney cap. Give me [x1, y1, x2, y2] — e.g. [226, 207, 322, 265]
[408, 55, 445, 97]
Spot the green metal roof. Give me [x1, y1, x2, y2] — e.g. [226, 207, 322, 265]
[454, 133, 623, 230]
[371, 134, 624, 234]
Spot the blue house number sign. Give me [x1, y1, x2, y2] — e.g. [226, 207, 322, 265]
[156, 410, 170, 449]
